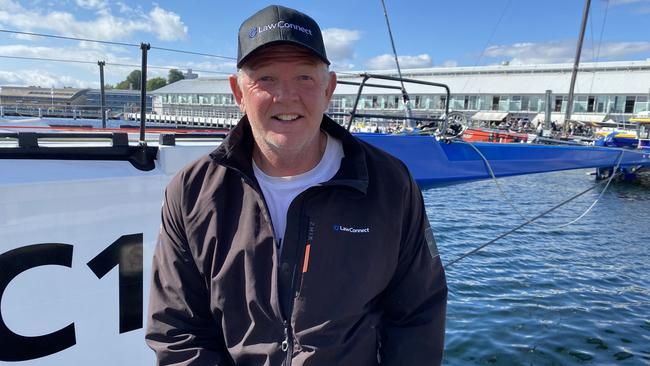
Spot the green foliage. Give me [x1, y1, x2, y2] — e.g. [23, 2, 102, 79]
[146, 77, 167, 91]
[168, 69, 185, 84]
[126, 70, 142, 90]
[115, 80, 130, 90]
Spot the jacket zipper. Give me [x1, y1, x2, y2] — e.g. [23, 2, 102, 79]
[239, 171, 317, 365]
[239, 171, 300, 365]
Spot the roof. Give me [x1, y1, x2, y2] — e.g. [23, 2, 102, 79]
[0, 86, 87, 99]
[151, 78, 231, 94]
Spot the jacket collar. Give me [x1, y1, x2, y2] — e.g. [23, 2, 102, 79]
[210, 115, 368, 194]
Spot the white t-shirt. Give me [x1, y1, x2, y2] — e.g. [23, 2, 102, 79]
[253, 132, 344, 250]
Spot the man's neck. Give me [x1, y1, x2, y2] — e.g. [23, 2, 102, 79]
[253, 131, 327, 177]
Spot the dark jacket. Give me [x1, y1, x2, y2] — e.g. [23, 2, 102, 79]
[146, 116, 447, 365]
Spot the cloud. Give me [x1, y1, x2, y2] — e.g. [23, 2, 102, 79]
[482, 40, 650, 65]
[0, 69, 95, 88]
[441, 60, 458, 67]
[75, 0, 107, 10]
[607, 0, 650, 5]
[147, 6, 188, 41]
[0, 44, 137, 64]
[365, 54, 433, 70]
[322, 28, 361, 61]
[0, 0, 188, 41]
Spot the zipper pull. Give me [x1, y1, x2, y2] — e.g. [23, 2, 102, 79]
[281, 322, 289, 352]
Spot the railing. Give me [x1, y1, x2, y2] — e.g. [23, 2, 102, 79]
[332, 73, 451, 135]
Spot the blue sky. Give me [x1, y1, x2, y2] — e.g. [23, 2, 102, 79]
[1, 0, 649, 88]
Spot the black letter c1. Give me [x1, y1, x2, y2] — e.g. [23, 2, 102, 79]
[0, 244, 76, 361]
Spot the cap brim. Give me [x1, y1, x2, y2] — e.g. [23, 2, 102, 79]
[237, 40, 330, 69]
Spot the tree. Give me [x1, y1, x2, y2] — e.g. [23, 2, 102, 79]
[147, 77, 167, 91]
[126, 70, 142, 90]
[115, 80, 130, 90]
[168, 69, 185, 84]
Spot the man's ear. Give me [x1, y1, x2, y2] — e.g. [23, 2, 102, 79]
[229, 74, 245, 113]
[323, 71, 337, 106]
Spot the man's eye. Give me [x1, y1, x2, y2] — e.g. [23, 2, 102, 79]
[258, 76, 274, 82]
[298, 75, 313, 81]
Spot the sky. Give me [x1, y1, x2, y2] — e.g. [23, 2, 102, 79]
[0, 0, 649, 88]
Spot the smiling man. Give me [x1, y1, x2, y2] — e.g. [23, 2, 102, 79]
[146, 5, 447, 366]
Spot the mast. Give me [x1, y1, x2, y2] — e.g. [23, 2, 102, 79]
[380, 0, 414, 129]
[563, 0, 591, 136]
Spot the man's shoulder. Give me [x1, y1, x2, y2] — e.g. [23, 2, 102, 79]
[166, 153, 226, 196]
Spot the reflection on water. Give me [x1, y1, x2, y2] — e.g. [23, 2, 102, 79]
[426, 169, 650, 365]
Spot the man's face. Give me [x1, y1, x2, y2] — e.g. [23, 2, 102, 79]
[229, 44, 336, 156]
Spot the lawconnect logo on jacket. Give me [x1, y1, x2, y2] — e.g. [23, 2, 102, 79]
[333, 225, 370, 234]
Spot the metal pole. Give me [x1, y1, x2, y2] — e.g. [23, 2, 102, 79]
[139, 42, 150, 144]
[544, 90, 552, 131]
[564, 0, 591, 136]
[98, 60, 106, 128]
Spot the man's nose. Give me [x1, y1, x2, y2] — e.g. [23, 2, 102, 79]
[272, 80, 299, 103]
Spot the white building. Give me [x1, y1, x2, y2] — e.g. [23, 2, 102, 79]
[150, 60, 650, 126]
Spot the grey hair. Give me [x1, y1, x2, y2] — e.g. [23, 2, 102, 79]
[236, 62, 331, 89]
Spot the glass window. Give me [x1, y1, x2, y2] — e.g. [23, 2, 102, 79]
[509, 95, 522, 111]
[625, 96, 635, 114]
[634, 96, 648, 114]
[574, 96, 587, 113]
[469, 95, 478, 110]
[451, 96, 464, 110]
[596, 96, 606, 113]
[498, 95, 509, 111]
[521, 96, 530, 111]
[491, 96, 500, 111]
[613, 96, 625, 113]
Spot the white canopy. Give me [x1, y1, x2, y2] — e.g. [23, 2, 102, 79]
[531, 112, 607, 125]
[471, 111, 509, 122]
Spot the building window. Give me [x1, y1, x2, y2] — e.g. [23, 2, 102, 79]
[509, 96, 522, 112]
[625, 96, 635, 114]
[498, 96, 509, 111]
[521, 96, 530, 111]
[574, 96, 587, 113]
[492, 96, 500, 111]
[596, 96, 606, 113]
[634, 96, 648, 114]
[587, 96, 595, 112]
[554, 97, 563, 112]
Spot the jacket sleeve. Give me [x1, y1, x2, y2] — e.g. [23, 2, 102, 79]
[145, 174, 233, 366]
[380, 174, 448, 366]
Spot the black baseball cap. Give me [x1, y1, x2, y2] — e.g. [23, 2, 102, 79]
[237, 5, 330, 68]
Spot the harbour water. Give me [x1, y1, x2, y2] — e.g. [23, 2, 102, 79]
[428, 170, 650, 365]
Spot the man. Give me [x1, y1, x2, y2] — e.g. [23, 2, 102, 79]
[146, 5, 447, 365]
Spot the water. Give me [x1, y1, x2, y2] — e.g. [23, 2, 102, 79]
[426, 170, 650, 365]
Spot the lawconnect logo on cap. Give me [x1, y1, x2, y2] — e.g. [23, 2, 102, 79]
[248, 21, 313, 39]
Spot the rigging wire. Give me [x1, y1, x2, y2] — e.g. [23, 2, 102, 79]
[460, 0, 512, 94]
[588, 0, 609, 97]
[557, 150, 624, 228]
[445, 168, 623, 268]
[0, 54, 233, 75]
[0, 29, 139, 48]
[458, 139, 625, 226]
[0, 29, 236, 60]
